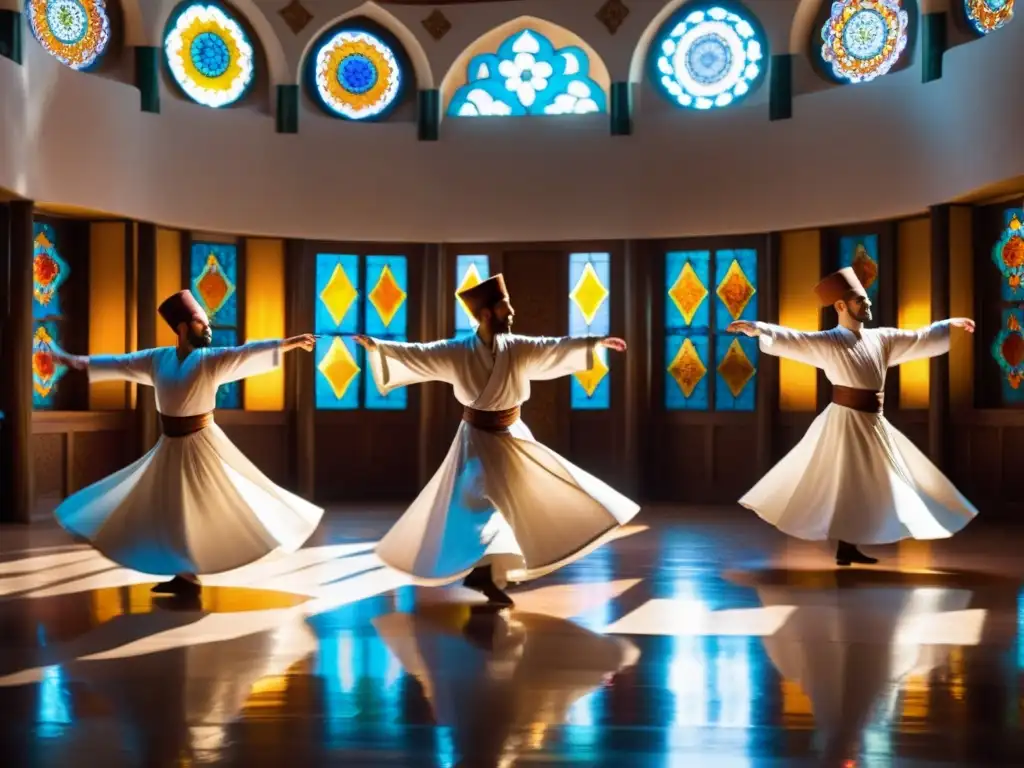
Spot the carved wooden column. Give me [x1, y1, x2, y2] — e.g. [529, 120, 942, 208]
[286, 240, 315, 498]
[418, 244, 445, 486]
[135, 223, 158, 455]
[0, 200, 35, 523]
[929, 204, 951, 470]
[622, 240, 646, 499]
[757, 233, 780, 475]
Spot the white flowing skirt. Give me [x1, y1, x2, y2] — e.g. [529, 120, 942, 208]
[375, 420, 640, 587]
[740, 404, 977, 544]
[54, 424, 324, 575]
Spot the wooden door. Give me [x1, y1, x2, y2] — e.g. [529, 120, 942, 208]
[500, 251, 569, 453]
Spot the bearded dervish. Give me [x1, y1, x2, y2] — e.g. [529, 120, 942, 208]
[50, 289, 324, 596]
[728, 267, 978, 566]
[353, 274, 640, 605]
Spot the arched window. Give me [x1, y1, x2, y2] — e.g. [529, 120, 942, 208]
[305, 20, 409, 121]
[27, 0, 111, 70]
[820, 0, 910, 84]
[164, 2, 255, 108]
[315, 253, 409, 410]
[32, 223, 72, 409]
[649, 2, 768, 110]
[448, 28, 607, 117]
[991, 208, 1024, 404]
[665, 248, 759, 411]
[962, 0, 1015, 35]
[190, 241, 242, 408]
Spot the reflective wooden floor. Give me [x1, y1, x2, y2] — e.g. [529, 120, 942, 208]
[1, 506, 1023, 767]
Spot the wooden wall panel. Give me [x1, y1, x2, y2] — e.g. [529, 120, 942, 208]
[220, 424, 289, 487]
[314, 413, 419, 502]
[72, 430, 133, 490]
[32, 433, 64, 506]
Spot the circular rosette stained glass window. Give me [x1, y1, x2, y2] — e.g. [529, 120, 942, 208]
[309, 28, 405, 120]
[821, 0, 910, 84]
[164, 3, 255, 108]
[650, 3, 767, 110]
[964, 0, 1015, 35]
[28, 0, 111, 70]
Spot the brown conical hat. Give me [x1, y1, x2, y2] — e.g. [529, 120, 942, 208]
[813, 267, 867, 307]
[157, 290, 208, 332]
[457, 274, 509, 317]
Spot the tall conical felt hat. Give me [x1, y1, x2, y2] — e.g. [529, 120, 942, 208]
[814, 267, 867, 307]
[457, 274, 509, 317]
[157, 290, 208, 331]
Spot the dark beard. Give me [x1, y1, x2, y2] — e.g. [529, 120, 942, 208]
[489, 315, 512, 335]
[188, 330, 213, 348]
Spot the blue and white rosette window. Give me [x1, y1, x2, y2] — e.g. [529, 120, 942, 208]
[651, 4, 767, 110]
[448, 29, 607, 117]
[164, 2, 256, 108]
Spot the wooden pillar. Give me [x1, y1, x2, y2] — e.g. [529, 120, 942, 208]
[757, 233, 780, 474]
[929, 204, 951, 470]
[286, 239, 315, 499]
[622, 240, 645, 498]
[0, 200, 35, 523]
[418, 244, 444, 486]
[136, 223, 158, 454]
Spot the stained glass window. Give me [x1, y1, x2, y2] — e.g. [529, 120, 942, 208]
[838, 234, 880, 305]
[308, 24, 406, 121]
[32, 222, 71, 409]
[820, 0, 910, 84]
[448, 28, 607, 117]
[991, 208, 1024, 404]
[964, 0, 1015, 35]
[569, 253, 611, 410]
[28, 0, 111, 70]
[650, 3, 767, 110]
[454, 255, 490, 336]
[190, 242, 241, 409]
[665, 249, 758, 411]
[364, 256, 408, 410]
[314, 253, 409, 410]
[164, 2, 255, 108]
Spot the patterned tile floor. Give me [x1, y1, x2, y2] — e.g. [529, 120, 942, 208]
[1, 506, 1022, 767]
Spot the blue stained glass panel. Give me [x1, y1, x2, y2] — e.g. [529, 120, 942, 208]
[994, 307, 1024, 406]
[838, 235, 880, 305]
[714, 334, 759, 412]
[570, 252, 611, 410]
[190, 243, 238, 326]
[997, 208, 1024, 302]
[32, 222, 71, 410]
[315, 254, 361, 334]
[455, 255, 490, 336]
[364, 256, 407, 410]
[210, 328, 241, 409]
[666, 251, 711, 333]
[714, 249, 759, 328]
[315, 335, 362, 410]
[665, 332, 710, 411]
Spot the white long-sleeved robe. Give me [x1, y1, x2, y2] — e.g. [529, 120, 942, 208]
[741, 321, 977, 543]
[366, 332, 640, 587]
[54, 342, 324, 575]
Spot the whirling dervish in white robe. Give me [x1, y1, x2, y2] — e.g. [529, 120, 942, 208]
[354, 274, 640, 604]
[51, 290, 324, 595]
[728, 268, 978, 566]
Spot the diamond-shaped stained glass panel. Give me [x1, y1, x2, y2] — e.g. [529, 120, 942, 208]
[569, 253, 611, 410]
[839, 235, 879, 306]
[714, 249, 758, 328]
[316, 335, 362, 410]
[365, 255, 407, 410]
[666, 251, 710, 332]
[316, 254, 360, 333]
[666, 333, 709, 410]
[715, 335, 758, 411]
[455, 255, 490, 335]
[190, 243, 238, 325]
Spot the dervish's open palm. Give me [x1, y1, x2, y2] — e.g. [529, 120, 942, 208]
[599, 337, 627, 352]
[950, 318, 975, 333]
[727, 320, 759, 337]
[353, 334, 377, 351]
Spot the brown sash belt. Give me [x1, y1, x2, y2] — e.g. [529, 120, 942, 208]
[463, 406, 521, 432]
[160, 412, 214, 438]
[831, 385, 884, 414]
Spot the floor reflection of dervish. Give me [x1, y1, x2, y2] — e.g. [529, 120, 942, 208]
[733, 571, 974, 765]
[373, 605, 640, 767]
[0, 603, 318, 766]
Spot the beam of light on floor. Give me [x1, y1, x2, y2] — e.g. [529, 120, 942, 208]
[603, 599, 798, 637]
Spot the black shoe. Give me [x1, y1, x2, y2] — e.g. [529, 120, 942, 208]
[836, 542, 879, 567]
[463, 567, 514, 607]
[151, 576, 201, 597]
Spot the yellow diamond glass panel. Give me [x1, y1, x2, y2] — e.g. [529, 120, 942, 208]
[369, 264, 407, 328]
[570, 262, 609, 326]
[717, 338, 756, 397]
[716, 259, 756, 321]
[320, 263, 359, 327]
[670, 262, 708, 326]
[318, 336, 361, 400]
[668, 337, 707, 398]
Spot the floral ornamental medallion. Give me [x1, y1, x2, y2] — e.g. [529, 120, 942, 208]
[993, 312, 1024, 390]
[993, 212, 1024, 295]
[821, 0, 909, 84]
[313, 30, 403, 120]
[964, 0, 1015, 35]
[28, 0, 111, 70]
[165, 3, 255, 108]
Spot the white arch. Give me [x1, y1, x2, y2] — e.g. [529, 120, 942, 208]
[297, 1, 434, 89]
[440, 15, 612, 110]
[628, 0, 692, 83]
